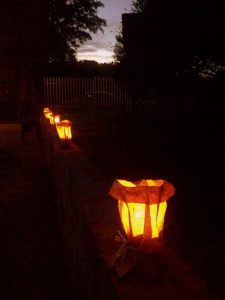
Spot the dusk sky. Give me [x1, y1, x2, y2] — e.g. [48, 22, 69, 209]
[76, 0, 133, 64]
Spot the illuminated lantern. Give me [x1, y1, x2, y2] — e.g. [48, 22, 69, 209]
[54, 114, 60, 124]
[44, 111, 53, 120]
[43, 107, 50, 114]
[50, 114, 55, 125]
[56, 120, 72, 147]
[49, 114, 60, 125]
[109, 179, 175, 252]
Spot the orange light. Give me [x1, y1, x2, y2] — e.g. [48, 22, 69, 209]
[44, 111, 53, 119]
[43, 107, 50, 114]
[56, 120, 72, 140]
[109, 179, 175, 252]
[54, 114, 60, 124]
[50, 114, 55, 125]
[49, 113, 60, 125]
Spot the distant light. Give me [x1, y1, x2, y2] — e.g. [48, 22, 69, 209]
[45, 111, 53, 119]
[77, 49, 114, 64]
[54, 114, 60, 125]
[56, 120, 72, 140]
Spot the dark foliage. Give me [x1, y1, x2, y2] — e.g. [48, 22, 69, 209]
[44, 60, 114, 77]
[0, 0, 106, 63]
[114, 0, 225, 86]
[48, 0, 106, 62]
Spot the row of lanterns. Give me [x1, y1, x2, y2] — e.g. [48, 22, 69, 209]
[43, 107, 72, 146]
[43, 107, 175, 277]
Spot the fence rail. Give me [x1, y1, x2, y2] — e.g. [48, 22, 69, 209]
[44, 77, 195, 113]
[44, 77, 133, 112]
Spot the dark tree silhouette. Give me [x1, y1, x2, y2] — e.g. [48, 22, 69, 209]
[48, 0, 106, 62]
[114, 0, 225, 80]
[0, 0, 106, 107]
[0, 0, 106, 63]
[113, 33, 125, 64]
[131, 0, 147, 13]
[44, 60, 114, 77]
[113, 0, 225, 114]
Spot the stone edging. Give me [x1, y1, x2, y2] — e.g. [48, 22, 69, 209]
[40, 117, 218, 300]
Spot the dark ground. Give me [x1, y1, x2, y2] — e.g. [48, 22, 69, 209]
[70, 109, 225, 299]
[0, 124, 72, 300]
[1, 109, 224, 299]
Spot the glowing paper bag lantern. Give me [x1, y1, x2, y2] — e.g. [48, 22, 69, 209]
[109, 179, 175, 252]
[56, 120, 72, 141]
[43, 107, 50, 114]
[50, 114, 55, 125]
[49, 114, 60, 125]
[54, 114, 60, 124]
[44, 111, 53, 119]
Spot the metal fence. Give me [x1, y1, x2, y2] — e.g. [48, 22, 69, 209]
[43, 77, 195, 113]
[44, 77, 133, 112]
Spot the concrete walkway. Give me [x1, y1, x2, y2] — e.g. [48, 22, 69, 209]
[0, 124, 71, 300]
